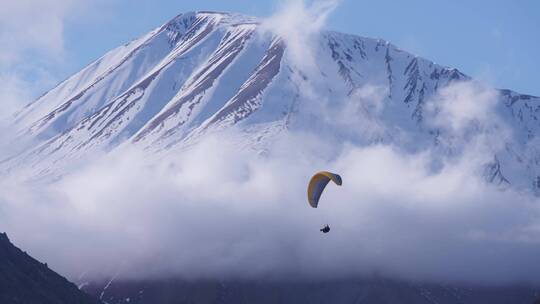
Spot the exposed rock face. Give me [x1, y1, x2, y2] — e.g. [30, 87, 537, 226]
[0, 232, 101, 304]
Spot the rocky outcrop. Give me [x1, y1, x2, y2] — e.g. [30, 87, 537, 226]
[0, 232, 101, 304]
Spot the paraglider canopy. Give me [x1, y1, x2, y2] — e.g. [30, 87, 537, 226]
[307, 171, 342, 208]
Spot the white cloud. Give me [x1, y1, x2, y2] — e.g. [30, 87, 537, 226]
[425, 81, 500, 135]
[334, 84, 389, 139]
[0, 0, 104, 119]
[0, 0, 74, 65]
[1, 122, 540, 284]
[261, 0, 339, 73]
[0, 73, 32, 120]
[293, 83, 390, 145]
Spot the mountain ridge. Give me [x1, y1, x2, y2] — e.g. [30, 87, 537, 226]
[3, 10, 540, 192]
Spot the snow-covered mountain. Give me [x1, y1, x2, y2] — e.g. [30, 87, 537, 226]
[4, 11, 540, 191]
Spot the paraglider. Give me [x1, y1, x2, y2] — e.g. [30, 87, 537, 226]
[320, 224, 330, 233]
[307, 171, 342, 233]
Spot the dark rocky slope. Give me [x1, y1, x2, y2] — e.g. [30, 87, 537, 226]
[0, 232, 101, 304]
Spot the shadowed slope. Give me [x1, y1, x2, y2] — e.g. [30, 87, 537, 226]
[0, 233, 101, 304]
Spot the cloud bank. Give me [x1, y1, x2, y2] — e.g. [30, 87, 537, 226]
[2, 112, 540, 284]
[3, 77, 540, 284]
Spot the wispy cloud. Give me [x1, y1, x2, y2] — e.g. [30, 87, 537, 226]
[261, 0, 339, 73]
[0, 0, 69, 65]
[0, 0, 101, 118]
[426, 81, 500, 136]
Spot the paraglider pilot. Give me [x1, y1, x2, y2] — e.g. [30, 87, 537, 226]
[320, 224, 330, 233]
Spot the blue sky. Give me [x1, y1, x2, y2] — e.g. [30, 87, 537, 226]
[1, 0, 538, 112]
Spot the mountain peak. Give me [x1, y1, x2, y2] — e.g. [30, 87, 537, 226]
[3, 9, 540, 193]
[166, 10, 258, 30]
